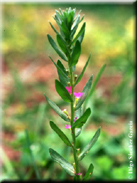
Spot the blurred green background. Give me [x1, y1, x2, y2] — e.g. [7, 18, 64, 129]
[1, 3, 136, 181]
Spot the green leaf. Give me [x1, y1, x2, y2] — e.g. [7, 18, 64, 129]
[47, 34, 67, 61]
[75, 74, 93, 110]
[49, 21, 59, 35]
[59, 8, 64, 16]
[84, 64, 106, 109]
[74, 54, 91, 86]
[49, 57, 68, 79]
[44, 94, 69, 122]
[57, 60, 69, 87]
[71, 14, 80, 38]
[80, 15, 85, 23]
[75, 128, 82, 137]
[71, 40, 81, 66]
[78, 127, 101, 161]
[49, 56, 68, 86]
[55, 80, 73, 103]
[72, 108, 91, 129]
[68, 9, 75, 29]
[83, 164, 94, 181]
[61, 21, 70, 38]
[89, 64, 106, 96]
[55, 10, 63, 22]
[72, 13, 80, 29]
[56, 34, 69, 55]
[50, 121, 72, 147]
[75, 106, 83, 119]
[57, 60, 68, 76]
[72, 65, 76, 72]
[77, 29, 85, 44]
[53, 14, 61, 27]
[53, 15, 65, 37]
[71, 22, 86, 46]
[49, 148, 75, 176]
[75, 106, 83, 137]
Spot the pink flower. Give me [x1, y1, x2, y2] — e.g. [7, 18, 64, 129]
[65, 124, 71, 129]
[73, 116, 78, 122]
[66, 86, 71, 94]
[66, 86, 83, 99]
[74, 92, 83, 99]
[76, 173, 82, 175]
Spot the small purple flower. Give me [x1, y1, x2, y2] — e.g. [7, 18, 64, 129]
[74, 92, 83, 99]
[66, 86, 71, 94]
[73, 116, 78, 122]
[76, 173, 82, 175]
[65, 124, 71, 129]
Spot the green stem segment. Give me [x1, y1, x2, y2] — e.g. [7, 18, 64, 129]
[70, 66, 80, 181]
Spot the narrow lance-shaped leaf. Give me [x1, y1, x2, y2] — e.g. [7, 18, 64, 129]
[53, 15, 65, 37]
[57, 61, 69, 87]
[71, 14, 80, 38]
[70, 40, 81, 66]
[75, 128, 82, 138]
[75, 106, 83, 119]
[49, 56, 68, 79]
[57, 60, 68, 76]
[61, 21, 70, 38]
[55, 80, 73, 103]
[49, 21, 59, 35]
[71, 10, 81, 31]
[50, 121, 72, 147]
[71, 22, 86, 46]
[78, 127, 101, 161]
[62, 11, 68, 26]
[75, 74, 93, 110]
[68, 9, 75, 29]
[74, 53, 91, 86]
[54, 13, 61, 24]
[56, 34, 69, 55]
[89, 64, 106, 96]
[77, 28, 85, 44]
[44, 94, 70, 122]
[72, 108, 91, 129]
[71, 12, 81, 30]
[84, 64, 106, 109]
[80, 14, 85, 23]
[59, 8, 64, 16]
[75, 106, 83, 137]
[49, 148, 75, 176]
[83, 164, 94, 181]
[55, 10, 63, 22]
[47, 34, 67, 61]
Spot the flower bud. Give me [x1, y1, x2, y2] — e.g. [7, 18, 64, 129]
[77, 148, 80, 159]
[67, 82, 70, 87]
[77, 148, 80, 155]
[74, 74, 78, 82]
[66, 69, 69, 75]
[73, 163, 76, 171]
[63, 109, 69, 116]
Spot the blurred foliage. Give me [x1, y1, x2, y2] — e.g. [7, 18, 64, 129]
[2, 3, 135, 181]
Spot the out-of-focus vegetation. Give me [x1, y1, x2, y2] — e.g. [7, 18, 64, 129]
[1, 3, 135, 181]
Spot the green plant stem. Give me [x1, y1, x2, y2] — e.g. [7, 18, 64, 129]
[70, 66, 80, 181]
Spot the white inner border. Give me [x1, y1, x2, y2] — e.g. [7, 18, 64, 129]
[0, 0, 136, 3]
